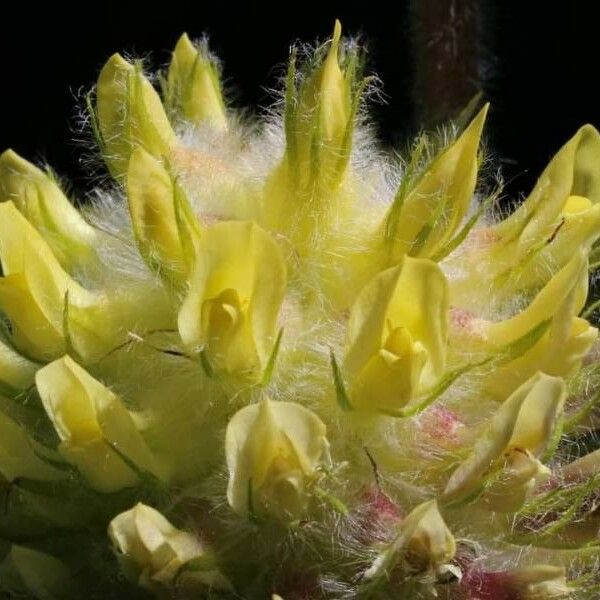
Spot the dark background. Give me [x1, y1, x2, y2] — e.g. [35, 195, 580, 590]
[0, 2, 597, 200]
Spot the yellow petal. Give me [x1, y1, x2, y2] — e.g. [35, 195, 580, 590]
[167, 33, 227, 129]
[483, 448, 551, 512]
[108, 502, 230, 591]
[225, 398, 329, 519]
[527, 202, 600, 288]
[345, 256, 448, 411]
[364, 500, 455, 579]
[0, 202, 81, 359]
[0, 337, 38, 392]
[451, 125, 600, 306]
[126, 147, 200, 282]
[404, 500, 456, 569]
[35, 356, 162, 492]
[0, 273, 64, 360]
[308, 20, 349, 148]
[494, 124, 600, 249]
[96, 54, 176, 178]
[443, 372, 565, 506]
[0, 202, 120, 362]
[0, 150, 97, 267]
[482, 250, 596, 397]
[563, 194, 592, 214]
[178, 221, 286, 378]
[0, 410, 63, 483]
[385, 104, 489, 260]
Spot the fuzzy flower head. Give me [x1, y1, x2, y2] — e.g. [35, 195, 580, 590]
[1, 20, 600, 600]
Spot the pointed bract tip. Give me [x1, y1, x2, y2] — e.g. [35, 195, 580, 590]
[332, 20, 342, 46]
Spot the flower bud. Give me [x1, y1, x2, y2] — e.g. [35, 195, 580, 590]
[480, 249, 596, 398]
[292, 20, 351, 188]
[166, 33, 227, 129]
[0, 337, 38, 393]
[108, 502, 230, 592]
[126, 147, 201, 284]
[0, 149, 97, 266]
[495, 125, 600, 255]
[443, 372, 565, 510]
[0, 410, 64, 483]
[96, 54, 177, 179]
[451, 124, 600, 308]
[225, 398, 330, 520]
[35, 356, 163, 493]
[0, 202, 121, 362]
[0, 545, 73, 600]
[178, 221, 286, 379]
[384, 104, 489, 261]
[345, 255, 448, 412]
[364, 500, 455, 580]
[262, 21, 362, 240]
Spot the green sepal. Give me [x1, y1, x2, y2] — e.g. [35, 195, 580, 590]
[330, 349, 353, 411]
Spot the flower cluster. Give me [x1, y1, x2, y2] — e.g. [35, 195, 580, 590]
[1, 21, 600, 599]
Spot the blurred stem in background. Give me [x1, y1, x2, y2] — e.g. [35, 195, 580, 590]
[411, 0, 484, 127]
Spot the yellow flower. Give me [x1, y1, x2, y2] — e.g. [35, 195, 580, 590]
[494, 125, 600, 260]
[345, 256, 448, 412]
[225, 398, 330, 520]
[0, 545, 72, 600]
[166, 33, 227, 129]
[451, 124, 600, 308]
[0, 202, 120, 362]
[443, 372, 565, 510]
[474, 249, 597, 398]
[364, 500, 455, 580]
[126, 146, 201, 284]
[383, 104, 489, 262]
[0, 149, 97, 266]
[96, 54, 177, 178]
[0, 410, 64, 483]
[178, 221, 286, 379]
[108, 502, 231, 592]
[35, 356, 163, 493]
[0, 338, 38, 393]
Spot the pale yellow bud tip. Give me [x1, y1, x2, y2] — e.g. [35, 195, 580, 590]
[563, 194, 592, 214]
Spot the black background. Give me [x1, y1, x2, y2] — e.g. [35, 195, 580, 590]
[0, 2, 597, 201]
